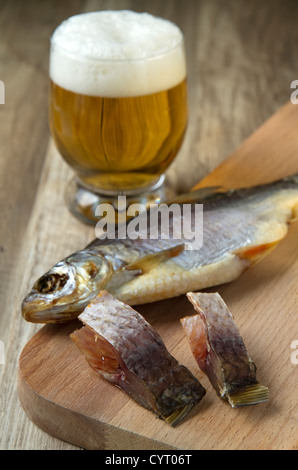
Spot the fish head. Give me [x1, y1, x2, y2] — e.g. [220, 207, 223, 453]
[22, 250, 112, 323]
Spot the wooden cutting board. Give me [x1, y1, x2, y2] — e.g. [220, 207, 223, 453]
[18, 102, 298, 450]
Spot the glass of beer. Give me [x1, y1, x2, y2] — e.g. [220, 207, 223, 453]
[49, 11, 188, 224]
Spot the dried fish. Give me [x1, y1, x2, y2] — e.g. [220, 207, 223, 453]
[181, 292, 269, 407]
[22, 174, 298, 323]
[70, 290, 206, 425]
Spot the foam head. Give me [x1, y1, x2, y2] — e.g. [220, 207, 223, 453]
[49, 10, 186, 97]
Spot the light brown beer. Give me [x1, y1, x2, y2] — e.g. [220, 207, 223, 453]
[49, 11, 187, 194]
[49, 79, 187, 192]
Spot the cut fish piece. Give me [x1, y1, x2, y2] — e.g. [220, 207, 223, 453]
[181, 292, 269, 407]
[71, 290, 206, 425]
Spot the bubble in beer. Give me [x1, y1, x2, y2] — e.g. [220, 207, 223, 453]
[50, 10, 186, 97]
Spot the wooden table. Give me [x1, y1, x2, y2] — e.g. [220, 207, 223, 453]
[1, 0, 298, 450]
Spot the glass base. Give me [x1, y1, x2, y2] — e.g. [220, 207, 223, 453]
[65, 175, 176, 225]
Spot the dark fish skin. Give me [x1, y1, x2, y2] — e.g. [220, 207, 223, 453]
[22, 174, 298, 323]
[181, 292, 269, 407]
[71, 290, 206, 425]
[88, 173, 298, 251]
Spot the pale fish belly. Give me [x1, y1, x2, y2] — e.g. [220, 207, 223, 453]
[111, 255, 249, 305]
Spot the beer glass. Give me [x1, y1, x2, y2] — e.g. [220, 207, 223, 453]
[49, 11, 188, 224]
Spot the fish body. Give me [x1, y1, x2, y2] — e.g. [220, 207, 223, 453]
[71, 290, 206, 425]
[22, 174, 298, 323]
[181, 292, 269, 407]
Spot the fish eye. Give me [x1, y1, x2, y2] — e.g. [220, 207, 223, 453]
[34, 273, 69, 294]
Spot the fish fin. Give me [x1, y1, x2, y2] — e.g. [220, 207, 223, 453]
[226, 383, 269, 408]
[166, 186, 222, 204]
[124, 244, 185, 274]
[105, 268, 142, 291]
[234, 239, 282, 265]
[163, 404, 194, 426]
[106, 244, 185, 290]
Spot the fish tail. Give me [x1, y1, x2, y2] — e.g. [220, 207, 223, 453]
[163, 404, 194, 426]
[226, 383, 269, 408]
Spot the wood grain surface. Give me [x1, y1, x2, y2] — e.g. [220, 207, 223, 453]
[17, 101, 298, 450]
[1, 0, 298, 450]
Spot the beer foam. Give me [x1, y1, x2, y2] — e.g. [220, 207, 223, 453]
[50, 11, 186, 97]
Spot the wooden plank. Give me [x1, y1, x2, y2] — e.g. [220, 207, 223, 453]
[18, 102, 298, 450]
[193, 101, 298, 190]
[0, 0, 86, 450]
[2, 0, 298, 451]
